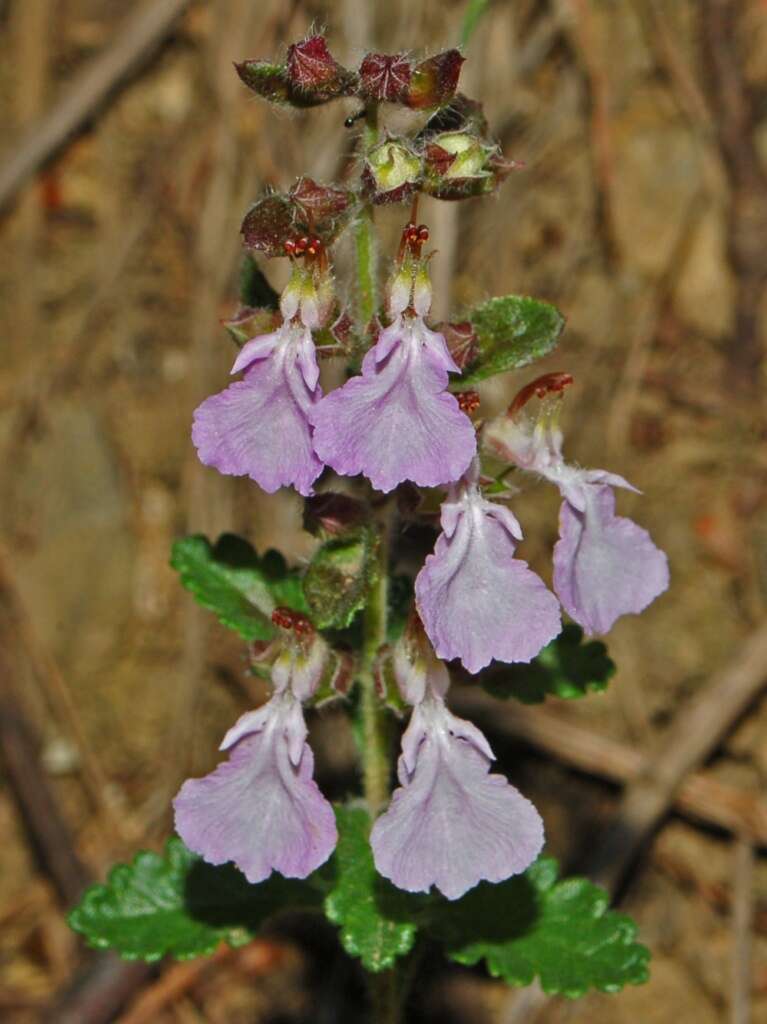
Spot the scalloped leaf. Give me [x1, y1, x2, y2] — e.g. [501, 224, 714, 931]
[481, 624, 615, 704]
[323, 806, 422, 972]
[431, 858, 649, 997]
[68, 838, 321, 961]
[170, 534, 307, 642]
[457, 295, 565, 388]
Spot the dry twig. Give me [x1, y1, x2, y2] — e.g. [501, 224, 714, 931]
[585, 621, 767, 892]
[0, 0, 192, 212]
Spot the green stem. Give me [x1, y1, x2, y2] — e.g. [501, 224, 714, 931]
[368, 969, 401, 1024]
[354, 102, 401, 1024]
[354, 104, 379, 334]
[360, 515, 391, 814]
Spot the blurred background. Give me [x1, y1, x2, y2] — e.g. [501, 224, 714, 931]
[1, 0, 766, 1021]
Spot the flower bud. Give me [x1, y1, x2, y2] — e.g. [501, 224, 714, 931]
[364, 139, 422, 205]
[237, 36, 356, 109]
[405, 49, 464, 110]
[358, 52, 412, 102]
[431, 132, 488, 179]
[285, 36, 357, 103]
[386, 257, 414, 317]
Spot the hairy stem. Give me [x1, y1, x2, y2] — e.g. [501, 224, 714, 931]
[354, 103, 379, 334]
[360, 513, 391, 814]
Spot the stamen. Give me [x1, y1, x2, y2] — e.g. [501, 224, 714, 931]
[456, 390, 480, 414]
[507, 372, 573, 419]
[271, 607, 315, 636]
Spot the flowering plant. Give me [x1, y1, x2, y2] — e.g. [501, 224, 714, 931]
[69, 30, 667, 1020]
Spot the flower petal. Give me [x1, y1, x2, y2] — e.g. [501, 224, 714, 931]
[230, 330, 282, 375]
[310, 324, 475, 493]
[192, 343, 323, 496]
[416, 499, 561, 673]
[553, 484, 669, 634]
[371, 702, 544, 900]
[174, 700, 337, 883]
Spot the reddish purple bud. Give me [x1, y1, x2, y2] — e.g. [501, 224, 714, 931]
[359, 53, 412, 102]
[241, 195, 296, 258]
[406, 49, 464, 110]
[289, 177, 353, 225]
[286, 35, 355, 101]
[242, 181, 354, 258]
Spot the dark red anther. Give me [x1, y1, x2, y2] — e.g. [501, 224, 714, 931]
[456, 390, 480, 415]
[292, 613, 314, 637]
[398, 220, 430, 261]
[508, 372, 574, 418]
[284, 239, 297, 256]
[271, 607, 315, 636]
[295, 235, 309, 256]
[271, 607, 296, 630]
[305, 236, 323, 256]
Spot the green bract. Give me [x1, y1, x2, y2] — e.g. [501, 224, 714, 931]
[303, 526, 380, 630]
[458, 294, 565, 388]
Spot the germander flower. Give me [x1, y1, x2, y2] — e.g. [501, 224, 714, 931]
[415, 460, 561, 673]
[173, 612, 337, 883]
[371, 627, 544, 900]
[192, 266, 325, 496]
[485, 374, 670, 635]
[309, 227, 476, 493]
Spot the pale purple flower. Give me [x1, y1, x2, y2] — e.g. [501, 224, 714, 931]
[309, 314, 476, 493]
[371, 637, 544, 900]
[553, 480, 669, 634]
[192, 322, 323, 496]
[485, 411, 669, 635]
[415, 462, 561, 673]
[173, 629, 337, 883]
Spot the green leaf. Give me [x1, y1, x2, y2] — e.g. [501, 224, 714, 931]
[324, 806, 422, 971]
[170, 534, 307, 642]
[303, 527, 379, 630]
[458, 295, 565, 388]
[482, 625, 615, 704]
[431, 858, 649, 997]
[68, 838, 321, 961]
